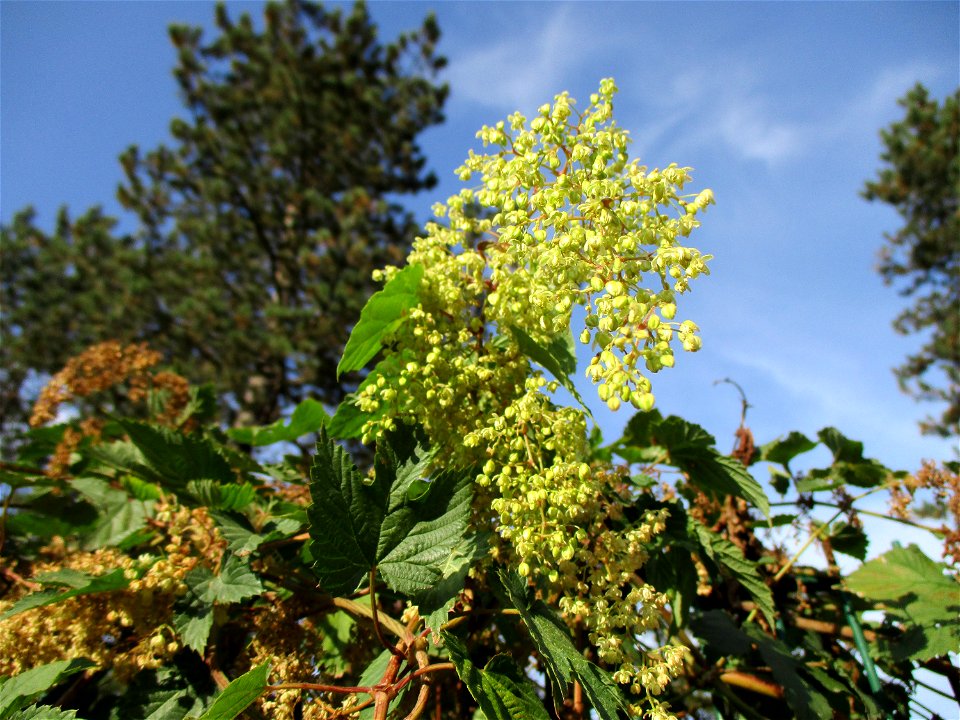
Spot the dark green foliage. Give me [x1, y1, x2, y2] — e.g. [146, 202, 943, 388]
[307, 425, 473, 596]
[0, 208, 153, 438]
[863, 84, 960, 438]
[499, 571, 631, 719]
[443, 633, 552, 720]
[0, 0, 447, 443]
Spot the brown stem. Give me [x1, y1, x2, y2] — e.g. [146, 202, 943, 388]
[572, 679, 585, 717]
[0, 461, 47, 475]
[1, 566, 41, 591]
[257, 531, 309, 552]
[789, 614, 877, 643]
[403, 685, 431, 720]
[719, 671, 784, 699]
[394, 663, 456, 693]
[401, 639, 433, 720]
[333, 596, 406, 639]
[370, 568, 405, 659]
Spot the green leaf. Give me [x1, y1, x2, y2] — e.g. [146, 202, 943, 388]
[689, 610, 753, 658]
[644, 547, 698, 629]
[769, 513, 797, 527]
[417, 534, 489, 636]
[691, 613, 833, 720]
[194, 662, 270, 720]
[85, 440, 159, 483]
[185, 480, 257, 511]
[110, 657, 214, 720]
[817, 427, 864, 463]
[759, 431, 817, 467]
[337, 263, 423, 378]
[69, 476, 152, 549]
[16, 705, 78, 720]
[620, 413, 769, 516]
[226, 398, 329, 447]
[119, 420, 235, 488]
[378, 468, 474, 596]
[693, 523, 777, 625]
[120, 475, 163, 501]
[173, 599, 214, 654]
[328, 370, 386, 439]
[845, 544, 960, 660]
[187, 555, 262, 605]
[826, 523, 869, 561]
[683, 454, 770, 518]
[308, 427, 473, 597]
[314, 611, 355, 677]
[768, 466, 792, 495]
[307, 427, 390, 594]
[443, 633, 551, 720]
[209, 510, 302, 556]
[177, 384, 219, 427]
[832, 459, 890, 489]
[509, 325, 592, 418]
[499, 571, 630, 719]
[0, 658, 95, 720]
[1, 568, 129, 620]
[845, 545, 958, 618]
[743, 625, 834, 720]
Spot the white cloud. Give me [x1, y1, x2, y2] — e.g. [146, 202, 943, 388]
[716, 101, 803, 163]
[629, 59, 944, 166]
[621, 64, 809, 165]
[444, 6, 597, 111]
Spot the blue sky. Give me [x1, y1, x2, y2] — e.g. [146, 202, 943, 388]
[2, 1, 958, 711]
[2, 2, 957, 471]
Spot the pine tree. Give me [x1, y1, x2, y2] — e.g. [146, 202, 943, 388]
[863, 84, 959, 438]
[0, 0, 447, 439]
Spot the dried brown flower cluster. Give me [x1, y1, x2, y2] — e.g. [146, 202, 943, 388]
[45, 417, 104, 478]
[888, 460, 960, 565]
[30, 341, 162, 427]
[0, 501, 224, 679]
[29, 342, 192, 476]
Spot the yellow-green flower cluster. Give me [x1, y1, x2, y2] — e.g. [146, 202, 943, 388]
[356, 79, 712, 711]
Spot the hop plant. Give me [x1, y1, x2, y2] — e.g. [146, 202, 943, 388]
[351, 79, 714, 705]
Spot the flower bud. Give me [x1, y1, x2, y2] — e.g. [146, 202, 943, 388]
[605, 280, 625, 296]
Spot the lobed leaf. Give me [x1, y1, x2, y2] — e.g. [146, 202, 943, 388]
[758, 431, 818, 467]
[184, 555, 262, 605]
[845, 544, 960, 660]
[119, 420, 235, 487]
[308, 427, 473, 597]
[16, 706, 78, 719]
[619, 412, 770, 516]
